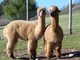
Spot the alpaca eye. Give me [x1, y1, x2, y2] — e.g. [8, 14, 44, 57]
[40, 10, 42, 12]
[43, 10, 45, 12]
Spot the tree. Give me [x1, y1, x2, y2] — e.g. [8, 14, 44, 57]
[2, 0, 36, 20]
[29, 0, 36, 10]
[0, 4, 3, 16]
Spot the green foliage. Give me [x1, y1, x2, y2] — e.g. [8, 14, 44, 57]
[0, 4, 3, 16]
[2, 0, 26, 20]
[2, 0, 36, 20]
[29, 0, 36, 10]
[1, 0, 10, 5]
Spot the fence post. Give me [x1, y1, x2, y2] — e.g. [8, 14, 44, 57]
[26, 0, 28, 21]
[69, 0, 72, 34]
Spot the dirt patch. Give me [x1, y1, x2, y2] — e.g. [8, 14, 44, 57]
[0, 49, 80, 60]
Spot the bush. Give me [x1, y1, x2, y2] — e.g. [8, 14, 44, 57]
[2, 0, 36, 20]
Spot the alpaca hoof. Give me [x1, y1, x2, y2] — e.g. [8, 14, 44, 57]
[10, 56, 16, 59]
[29, 56, 36, 60]
[10, 53, 16, 59]
[58, 56, 61, 59]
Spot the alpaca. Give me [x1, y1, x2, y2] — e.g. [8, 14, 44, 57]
[3, 6, 46, 59]
[44, 6, 63, 59]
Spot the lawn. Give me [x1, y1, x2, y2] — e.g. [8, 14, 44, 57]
[0, 10, 80, 60]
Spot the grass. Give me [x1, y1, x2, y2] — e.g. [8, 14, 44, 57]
[63, 33, 80, 50]
[0, 10, 80, 59]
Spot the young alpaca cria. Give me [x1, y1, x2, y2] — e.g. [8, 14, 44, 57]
[44, 6, 63, 59]
[3, 7, 46, 59]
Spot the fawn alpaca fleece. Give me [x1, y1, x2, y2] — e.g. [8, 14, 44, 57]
[44, 6, 63, 59]
[3, 7, 46, 59]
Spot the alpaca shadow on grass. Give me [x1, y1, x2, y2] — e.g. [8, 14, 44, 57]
[17, 55, 46, 60]
[17, 57, 46, 60]
[17, 57, 29, 60]
[37, 51, 80, 60]
[15, 51, 80, 60]
[61, 51, 80, 59]
[37, 55, 46, 60]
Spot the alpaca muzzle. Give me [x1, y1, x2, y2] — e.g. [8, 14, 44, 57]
[50, 11, 57, 16]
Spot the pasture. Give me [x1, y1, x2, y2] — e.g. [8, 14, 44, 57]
[0, 10, 80, 60]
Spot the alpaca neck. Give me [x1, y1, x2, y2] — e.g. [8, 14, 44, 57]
[34, 16, 45, 39]
[37, 16, 45, 30]
[51, 16, 59, 29]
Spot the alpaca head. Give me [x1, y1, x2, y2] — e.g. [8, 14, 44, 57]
[49, 6, 61, 17]
[37, 6, 46, 17]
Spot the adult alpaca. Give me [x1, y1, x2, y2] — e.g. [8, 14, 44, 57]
[44, 6, 63, 59]
[3, 7, 46, 60]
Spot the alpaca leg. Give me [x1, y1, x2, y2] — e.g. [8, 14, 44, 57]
[28, 40, 38, 60]
[45, 42, 50, 60]
[45, 42, 54, 60]
[44, 43, 47, 54]
[6, 38, 18, 59]
[44, 40, 47, 55]
[55, 42, 62, 58]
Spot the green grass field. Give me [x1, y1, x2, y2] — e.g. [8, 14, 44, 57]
[0, 10, 80, 59]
